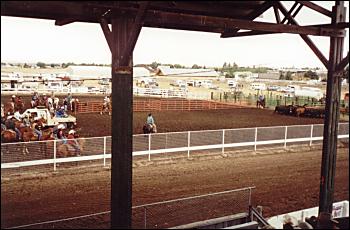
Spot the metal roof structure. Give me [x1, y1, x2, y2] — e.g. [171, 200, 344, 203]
[1, 1, 349, 229]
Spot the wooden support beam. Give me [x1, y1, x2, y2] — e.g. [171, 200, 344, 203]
[100, 17, 113, 53]
[273, 4, 281, 24]
[221, 1, 273, 37]
[110, 17, 134, 229]
[297, 1, 332, 18]
[121, 1, 149, 65]
[276, 2, 329, 69]
[55, 18, 76, 26]
[335, 52, 349, 73]
[319, 1, 346, 216]
[208, 10, 345, 38]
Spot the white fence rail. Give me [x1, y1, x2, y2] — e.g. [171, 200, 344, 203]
[133, 86, 187, 98]
[1, 123, 348, 172]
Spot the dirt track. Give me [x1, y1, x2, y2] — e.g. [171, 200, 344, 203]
[1, 145, 348, 229]
[1, 94, 349, 228]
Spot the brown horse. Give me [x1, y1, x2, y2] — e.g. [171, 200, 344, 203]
[15, 100, 25, 113]
[1, 130, 18, 143]
[3, 102, 15, 115]
[57, 138, 86, 158]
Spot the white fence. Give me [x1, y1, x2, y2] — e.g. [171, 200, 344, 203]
[1, 123, 349, 172]
[133, 86, 187, 98]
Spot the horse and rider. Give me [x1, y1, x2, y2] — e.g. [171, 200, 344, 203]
[100, 95, 112, 115]
[256, 94, 266, 109]
[143, 113, 157, 134]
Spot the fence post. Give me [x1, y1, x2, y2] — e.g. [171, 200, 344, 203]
[188, 131, 191, 158]
[284, 126, 288, 149]
[148, 134, 151, 161]
[103, 136, 107, 167]
[254, 127, 257, 152]
[248, 187, 252, 206]
[53, 139, 57, 171]
[309, 124, 314, 147]
[222, 129, 225, 154]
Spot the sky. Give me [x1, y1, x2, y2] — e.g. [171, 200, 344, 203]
[1, 1, 349, 69]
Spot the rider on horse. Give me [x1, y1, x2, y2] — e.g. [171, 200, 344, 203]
[146, 113, 157, 132]
[257, 94, 265, 108]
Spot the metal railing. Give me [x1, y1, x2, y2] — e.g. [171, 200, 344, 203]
[4, 187, 254, 229]
[1, 123, 349, 172]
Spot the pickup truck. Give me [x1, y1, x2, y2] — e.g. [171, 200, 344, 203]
[21, 107, 77, 128]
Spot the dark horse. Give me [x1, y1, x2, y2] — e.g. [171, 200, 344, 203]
[143, 123, 157, 134]
[256, 99, 266, 109]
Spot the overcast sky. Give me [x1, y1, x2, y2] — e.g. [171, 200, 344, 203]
[1, 1, 349, 69]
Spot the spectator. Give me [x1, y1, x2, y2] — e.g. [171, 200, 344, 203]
[33, 117, 43, 141]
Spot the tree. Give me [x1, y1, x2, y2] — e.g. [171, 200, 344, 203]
[304, 70, 319, 80]
[192, 64, 201, 69]
[279, 71, 285, 80]
[285, 71, 292, 80]
[23, 63, 30, 68]
[150, 61, 161, 70]
[36, 62, 46, 68]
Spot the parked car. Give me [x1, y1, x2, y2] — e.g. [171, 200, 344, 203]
[267, 85, 280, 91]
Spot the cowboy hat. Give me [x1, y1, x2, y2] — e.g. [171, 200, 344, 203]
[57, 124, 65, 129]
[68, 129, 76, 135]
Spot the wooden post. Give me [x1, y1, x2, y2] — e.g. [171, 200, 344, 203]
[319, 2, 346, 215]
[110, 17, 134, 229]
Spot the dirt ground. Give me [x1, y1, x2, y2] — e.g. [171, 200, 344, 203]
[1, 145, 348, 229]
[1, 94, 331, 137]
[1, 94, 349, 228]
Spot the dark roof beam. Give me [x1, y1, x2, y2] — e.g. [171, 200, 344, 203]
[121, 1, 149, 65]
[297, 1, 333, 18]
[221, 1, 273, 37]
[152, 10, 347, 37]
[273, 4, 281, 24]
[100, 17, 113, 53]
[55, 18, 76, 26]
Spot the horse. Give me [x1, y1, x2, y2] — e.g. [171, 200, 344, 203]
[100, 102, 112, 115]
[1, 129, 18, 143]
[4, 102, 15, 115]
[256, 99, 266, 109]
[292, 104, 308, 117]
[57, 138, 86, 158]
[143, 123, 157, 134]
[15, 99, 25, 113]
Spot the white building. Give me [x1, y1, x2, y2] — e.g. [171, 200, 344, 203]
[66, 65, 151, 80]
[155, 66, 219, 79]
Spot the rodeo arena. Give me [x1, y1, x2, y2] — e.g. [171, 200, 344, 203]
[1, 1, 350, 230]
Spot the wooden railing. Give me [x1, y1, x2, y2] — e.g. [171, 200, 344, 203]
[75, 98, 250, 113]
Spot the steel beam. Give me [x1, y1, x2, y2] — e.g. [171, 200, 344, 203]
[110, 17, 134, 229]
[319, 1, 346, 215]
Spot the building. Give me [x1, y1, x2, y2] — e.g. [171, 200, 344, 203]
[66, 65, 151, 80]
[258, 71, 280, 80]
[155, 65, 219, 79]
